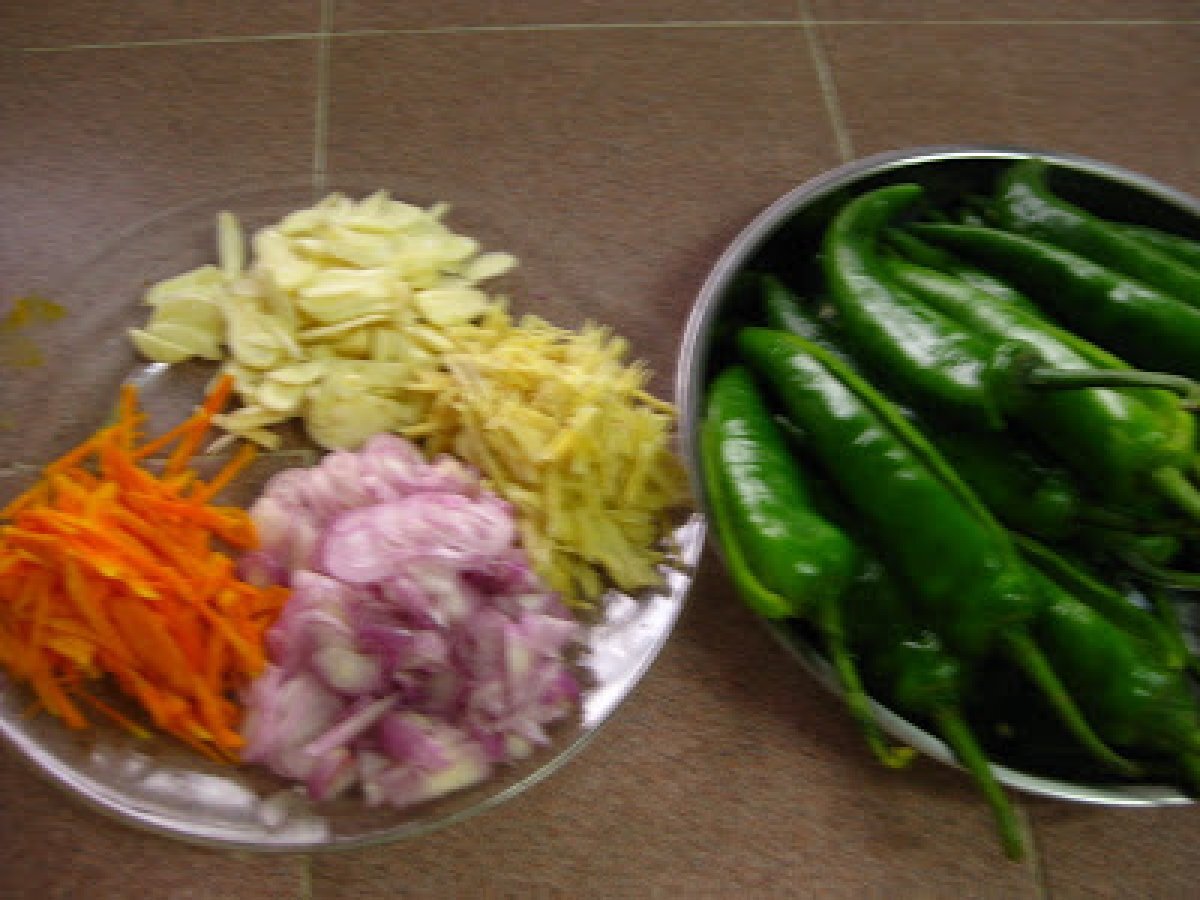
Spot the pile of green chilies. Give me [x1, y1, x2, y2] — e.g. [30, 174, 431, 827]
[701, 159, 1200, 860]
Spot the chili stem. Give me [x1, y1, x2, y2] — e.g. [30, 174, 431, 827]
[1121, 552, 1200, 591]
[934, 708, 1024, 861]
[818, 601, 916, 770]
[1016, 535, 1184, 670]
[1001, 630, 1140, 777]
[1074, 507, 1154, 534]
[958, 195, 998, 225]
[1025, 367, 1200, 406]
[1075, 511, 1200, 538]
[1150, 466, 1200, 524]
[1146, 587, 1194, 674]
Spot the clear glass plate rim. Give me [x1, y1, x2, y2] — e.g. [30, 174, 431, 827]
[0, 176, 707, 850]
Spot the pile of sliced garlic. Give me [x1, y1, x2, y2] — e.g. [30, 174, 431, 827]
[130, 192, 516, 450]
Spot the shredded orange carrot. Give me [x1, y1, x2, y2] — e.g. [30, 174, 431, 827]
[0, 375, 287, 759]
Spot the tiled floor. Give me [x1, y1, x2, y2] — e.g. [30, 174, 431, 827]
[3, 2, 1200, 897]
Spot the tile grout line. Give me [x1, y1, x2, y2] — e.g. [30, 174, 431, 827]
[303, 14, 333, 898]
[14, 21, 795, 52]
[800, 18, 1200, 26]
[300, 850, 315, 900]
[17, 18, 1200, 52]
[19, 31, 325, 52]
[797, 1, 853, 163]
[312, 0, 333, 194]
[1021, 801, 1053, 899]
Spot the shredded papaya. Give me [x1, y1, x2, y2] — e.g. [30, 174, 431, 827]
[0, 375, 288, 760]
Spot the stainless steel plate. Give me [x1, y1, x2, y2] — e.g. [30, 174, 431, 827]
[675, 145, 1200, 806]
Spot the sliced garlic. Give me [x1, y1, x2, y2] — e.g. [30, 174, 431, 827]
[128, 328, 194, 363]
[415, 286, 491, 326]
[306, 387, 409, 450]
[149, 296, 224, 336]
[143, 265, 226, 306]
[268, 361, 325, 386]
[132, 193, 519, 450]
[463, 251, 517, 283]
[298, 314, 390, 343]
[217, 210, 245, 280]
[223, 305, 284, 369]
[143, 322, 223, 360]
[255, 380, 309, 414]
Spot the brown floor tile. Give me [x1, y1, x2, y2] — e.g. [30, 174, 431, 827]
[327, 26, 841, 396]
[1029, 798, 1200, 898]
[819, 24, 1200, 193]
[332, 1, 798, 32]
[0, 43, 317, 289]
[1, 2, 321, 49]
[809, 1, 1198, 20]
[310, 551, 1041, 897]
[0, 746, 308, 899]
[0, 42, 316, 465]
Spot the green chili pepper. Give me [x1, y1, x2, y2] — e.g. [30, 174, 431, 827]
[924, 427, 1080, 541]
[1077, 528, 1181, 566]
[757, 267, 1193, 570]
[881, 251, 1200, 507]
[1117, 551, 1200, 593]
[737, 326, 1137, 775]
[883, 227, 1042, 316]
[700, 365, 910, 767]
[701, 366, 856, 616]
[1015, 534, 1185, 671]
[820, 184, 1021, 429]
[759, 271, 1094, 540]
[821, 185, 1190, 433]
[1026, 564, 1200, 789]
[994, 158, 1200, 309]
[913, 221, 1200, 381]
[1143, 584, 1200, 679]
[759, 271, 1174, 543]
[883, 255, 1200, 564]
[1116, 222, 1200, 273]
[755, 273, 847, 360]
[884, 240, 1200, 424]
[839, 555, 1024, 859]
[776, 443, 1022, 858]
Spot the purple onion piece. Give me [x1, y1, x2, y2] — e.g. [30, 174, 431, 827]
[239, 433, 582, 811]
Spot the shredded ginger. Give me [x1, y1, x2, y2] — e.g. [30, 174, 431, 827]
[402, 314, 690, 605]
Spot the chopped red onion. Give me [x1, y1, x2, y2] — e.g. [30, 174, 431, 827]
[317, 493, 516, 585]
[304, 694, 399, 760]
[307, 746, 358, 802]
[313, 645, 385, 695]
[376, 712, 452, 771]
[240, 435, 580, 809]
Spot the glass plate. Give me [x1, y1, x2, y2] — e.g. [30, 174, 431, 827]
[0, 176, 705, 850]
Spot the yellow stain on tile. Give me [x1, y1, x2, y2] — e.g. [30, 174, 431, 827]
[0, 295, 66, 369]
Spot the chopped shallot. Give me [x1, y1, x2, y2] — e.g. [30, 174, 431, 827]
[239, 435, 580, 808]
